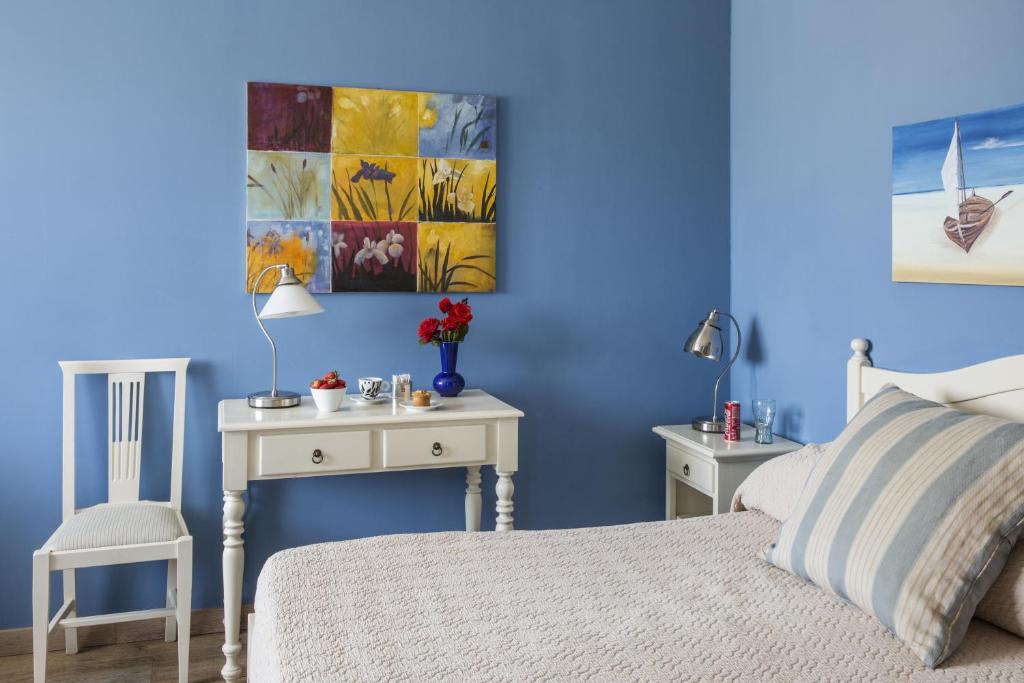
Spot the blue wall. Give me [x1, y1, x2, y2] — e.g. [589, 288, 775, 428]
[730, 0, 1024, 443]
[0, 1, 730, 627]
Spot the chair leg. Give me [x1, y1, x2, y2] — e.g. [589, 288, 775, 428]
[176, 538, 192, 683]
[62, 569, 77, 654]
[32, 552, 49, 683]
[165, 559, 177, 642]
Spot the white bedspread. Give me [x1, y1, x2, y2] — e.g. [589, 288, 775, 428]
[250, 512, 1024, 682]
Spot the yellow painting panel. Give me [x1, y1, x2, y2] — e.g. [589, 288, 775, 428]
[417, 223, 496, 292]
[331, 87, 418, 156]
[246, 223, 328, 293]
[332, 154, 418, 222]
[418, 92, 437, 129]
[418, 158, 496, 223]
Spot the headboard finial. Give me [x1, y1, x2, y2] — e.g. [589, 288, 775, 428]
[847, 338, 872, 422]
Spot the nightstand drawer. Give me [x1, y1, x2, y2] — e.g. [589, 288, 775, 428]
[382, 425, 486, 468]
[258, 430, 371, 476]
[666, 443, 713, 493]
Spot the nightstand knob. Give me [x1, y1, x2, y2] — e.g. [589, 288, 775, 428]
[431, 442, 443, 457]
[683, 464, 690, 476]
[311, 449, 324, 464]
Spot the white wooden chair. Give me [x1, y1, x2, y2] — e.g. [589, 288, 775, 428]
[33, 359, 192, 683]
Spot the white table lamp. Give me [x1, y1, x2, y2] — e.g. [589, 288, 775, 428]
[249, 264, 324, 408]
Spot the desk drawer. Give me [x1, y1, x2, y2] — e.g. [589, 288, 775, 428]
[382, 425, 486, 468]
[258, 430, 371, 476]
[666, 443, 714, 494]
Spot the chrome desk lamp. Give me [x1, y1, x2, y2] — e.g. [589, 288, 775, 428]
[248, 264, 324, 408]
[683, 309, 742, 432]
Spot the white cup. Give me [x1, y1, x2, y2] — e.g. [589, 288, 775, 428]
[358, 377, 391, 400]
[310, 387, 344, 413]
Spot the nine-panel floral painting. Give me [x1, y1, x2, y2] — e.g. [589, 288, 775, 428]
[246, 82, 497, 293]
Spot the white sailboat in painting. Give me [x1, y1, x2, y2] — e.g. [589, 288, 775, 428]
[941, 119, 1013, 252]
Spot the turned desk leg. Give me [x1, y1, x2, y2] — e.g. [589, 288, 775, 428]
[495, 470, 514, 531]
[222, 490, 245, 682]
[465, 466, 482, 531]
[665, 473, 677, 521]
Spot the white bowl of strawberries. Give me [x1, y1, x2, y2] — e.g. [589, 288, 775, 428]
[309, 371, 346, 413]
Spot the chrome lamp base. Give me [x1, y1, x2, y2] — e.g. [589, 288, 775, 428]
[248, 390, 301, 409]
[691, 416, 725, 433]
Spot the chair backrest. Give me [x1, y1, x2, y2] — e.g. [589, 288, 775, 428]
[57, 359, 190, 520]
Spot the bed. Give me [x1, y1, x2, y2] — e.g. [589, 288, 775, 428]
[246, 339, 1024, 681]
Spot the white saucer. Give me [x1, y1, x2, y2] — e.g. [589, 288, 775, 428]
[348, 393, 390, 405]
[400, 400, 442, 412]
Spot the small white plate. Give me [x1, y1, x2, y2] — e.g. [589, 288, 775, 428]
[348, 393, 390, 405]
[400, 400, 442, 412]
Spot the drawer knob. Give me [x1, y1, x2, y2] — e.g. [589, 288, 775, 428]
[431, 442, 443, 457]
[683, 463, 690, 476]
[311, 449, 324, 464]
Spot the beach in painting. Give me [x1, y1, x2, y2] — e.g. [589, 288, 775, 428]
[892, 185, 1023, 284]
[893, 101, 1024, 285]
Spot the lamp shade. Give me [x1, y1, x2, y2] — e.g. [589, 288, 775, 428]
[683, 311, 723, 361]
[258, 281, 324, 319]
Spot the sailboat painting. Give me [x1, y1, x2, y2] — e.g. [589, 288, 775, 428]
[893, 102, 1024, 285]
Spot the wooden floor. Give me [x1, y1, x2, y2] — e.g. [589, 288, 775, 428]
[0, 632, 245, 683]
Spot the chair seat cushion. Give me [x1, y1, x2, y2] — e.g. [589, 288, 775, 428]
[50, 502, 185, 551]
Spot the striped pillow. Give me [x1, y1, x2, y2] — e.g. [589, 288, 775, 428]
[765, 385, 1024, 667]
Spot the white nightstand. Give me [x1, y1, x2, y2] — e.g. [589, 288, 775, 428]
[652, 424, 801, 519]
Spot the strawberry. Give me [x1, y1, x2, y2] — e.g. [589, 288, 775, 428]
[311, 370, 344, 390]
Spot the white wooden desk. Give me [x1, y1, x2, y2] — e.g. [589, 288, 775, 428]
[216, 389, 524, 681]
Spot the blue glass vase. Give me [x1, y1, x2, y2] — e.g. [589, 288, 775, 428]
[433, 341, 465, 397]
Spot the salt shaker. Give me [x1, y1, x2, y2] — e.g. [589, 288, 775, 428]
[392, 374, 412, 406]
[392, 375, 402, 408]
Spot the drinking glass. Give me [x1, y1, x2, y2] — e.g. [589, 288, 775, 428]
[752, 399, 776, 444]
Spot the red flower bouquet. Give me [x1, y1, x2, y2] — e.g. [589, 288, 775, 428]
[418, 297, 473, 346]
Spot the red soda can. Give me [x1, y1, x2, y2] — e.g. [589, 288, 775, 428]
[724, 401, 741, 441]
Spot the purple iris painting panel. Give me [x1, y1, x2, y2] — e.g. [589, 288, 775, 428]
[331, 221, 417, 292]
[419, 93, 496, 160]
[248, 82, 332, 152]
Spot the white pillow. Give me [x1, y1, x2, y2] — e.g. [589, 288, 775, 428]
[731, 434, 1024, 641]
[975, 530, 1024, 638]
[731, 442, 828, 521]
[764, 386, 1024, 667]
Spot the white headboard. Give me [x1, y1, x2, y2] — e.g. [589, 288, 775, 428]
[847, 338, 1024, 423]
